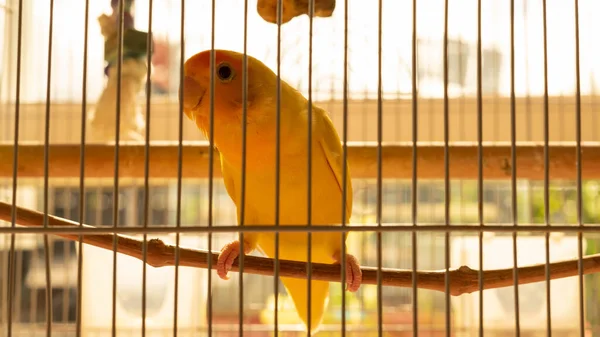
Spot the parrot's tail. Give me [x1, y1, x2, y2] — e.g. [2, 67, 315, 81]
[281, 276, 330, 336]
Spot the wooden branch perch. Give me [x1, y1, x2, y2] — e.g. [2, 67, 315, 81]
[1, 200, 600, 296]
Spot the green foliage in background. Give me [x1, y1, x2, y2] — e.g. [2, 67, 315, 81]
[529, 181, 600, 335]
[361, 179, 600, 331]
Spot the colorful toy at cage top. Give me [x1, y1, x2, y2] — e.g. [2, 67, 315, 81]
[87, 0, 150, 143]
[257, 0, 336, 24]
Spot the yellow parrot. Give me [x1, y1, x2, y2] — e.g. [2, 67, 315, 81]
[181, 49, 362, 335]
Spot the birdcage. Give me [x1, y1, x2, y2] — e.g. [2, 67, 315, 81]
[0, 0, 600, 336]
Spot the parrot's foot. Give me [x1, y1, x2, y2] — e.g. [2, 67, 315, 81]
[216, 240, 253, 280]
[332, 252, 362, 292]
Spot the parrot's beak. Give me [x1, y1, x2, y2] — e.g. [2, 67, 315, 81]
[181, 75, 206, 121]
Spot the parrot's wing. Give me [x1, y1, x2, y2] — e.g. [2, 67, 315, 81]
[314, 106, 353, 222]
[219, 154, 240, 222]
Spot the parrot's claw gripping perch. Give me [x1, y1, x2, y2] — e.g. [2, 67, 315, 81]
[333, 252, 362, 292]
[216, 240, 252, 280]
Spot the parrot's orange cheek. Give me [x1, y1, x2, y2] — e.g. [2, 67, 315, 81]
[181, 76, 206, 117]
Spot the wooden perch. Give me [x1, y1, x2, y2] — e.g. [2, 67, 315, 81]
[1, 200, 600, 296]
[2, 142, 600, 180]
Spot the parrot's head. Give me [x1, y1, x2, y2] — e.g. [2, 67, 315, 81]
[181, 49, 305, 165]
[181, 49, 276, 130]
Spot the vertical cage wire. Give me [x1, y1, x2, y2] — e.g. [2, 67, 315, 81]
[238, 0, 248, 334]
[376, 0, 383, 336]
[541, 0, 551, 336]
[207, 0, 216, 336]
[174, 2, 185, 336]
[307, 0, 315, 335]
[7, 0, 23, 335]
[411, 0, 418, 336]
[42, 0, 55, 334]
[509, 0, 521, 335]
[476, 0, 484, 336]
[111, 1, 125, 337]
[442, 0, 451, 336]
[76, 2, 88, 336]
[574, 1, 584, 337]
[341, 0, 350, 335]
[274, 0, 282, 336]
[273, 0, 283, 337]
[141, 1, 154, 337]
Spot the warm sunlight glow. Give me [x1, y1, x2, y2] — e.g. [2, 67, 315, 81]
[4, 0, 599, 103]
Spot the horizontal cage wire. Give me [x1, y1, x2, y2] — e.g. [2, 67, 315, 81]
[0, 0, 599, 337]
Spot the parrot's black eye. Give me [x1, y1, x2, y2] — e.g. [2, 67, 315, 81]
[216, 63, 234, 82]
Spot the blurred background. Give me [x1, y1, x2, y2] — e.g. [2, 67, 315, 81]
[0, 0, 599, 336]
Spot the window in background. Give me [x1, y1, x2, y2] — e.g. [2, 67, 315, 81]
[9, 0, 598, 104]
[135, 184, 170, 227]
